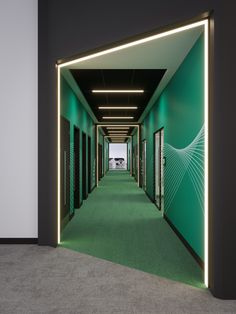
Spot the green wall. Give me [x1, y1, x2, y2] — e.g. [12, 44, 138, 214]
[142, 34, 204, 259]
[60, 75, 96, 220]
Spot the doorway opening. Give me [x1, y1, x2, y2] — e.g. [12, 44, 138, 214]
[82, 132, 87, 200]
[57, 17, 210, 288]
[109, 143, 128, 170]
[98, 144, 103, 180]
[74, 126, 80, 209]
[88, 136, 91, 193]
[60, 117, 70, 230]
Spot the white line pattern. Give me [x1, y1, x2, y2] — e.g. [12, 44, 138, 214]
[164, 125, 204, 215]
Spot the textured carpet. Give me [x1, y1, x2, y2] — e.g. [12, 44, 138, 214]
[61, 171, 203, 288]
[1, 245, 236, 314]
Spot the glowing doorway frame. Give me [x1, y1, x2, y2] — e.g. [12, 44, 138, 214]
[57, 19, 209, 287]
[104, 134, 132, 175]
[98, 126, 139, 187]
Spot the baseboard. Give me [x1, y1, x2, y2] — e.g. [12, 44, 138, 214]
[145, 191, 155, 203]
[0, 238, 38, 244]
[164, 214, 204, 269]
[90, 185, 96, 193]
[69, 212, 75, 220]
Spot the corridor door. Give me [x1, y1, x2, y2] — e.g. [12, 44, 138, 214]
[82, 132, 87, 200]
[88, 136, 91, 193]
[154, 128, 164, 211]
[98, 144, 103, 180]
[74, 126, 80, 209]
[60, 117, 70, 227]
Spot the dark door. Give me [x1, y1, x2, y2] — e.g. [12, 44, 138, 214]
[88, 136, 91, 193]
[82, 132, 87, 200]
[99, 144, 103, 180]
[60, 117, 70, 227]
[133, 144, 137, 181]
[74, 126, 80, 209]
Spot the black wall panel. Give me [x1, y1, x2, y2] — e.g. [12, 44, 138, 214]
[38, 0, 236, 298]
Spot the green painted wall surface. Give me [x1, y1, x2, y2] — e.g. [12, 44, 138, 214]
[142, 34, 204, 259]
[60, 76, 96, 218]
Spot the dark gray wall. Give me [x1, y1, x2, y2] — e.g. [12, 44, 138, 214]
[38, 0, 236, 299]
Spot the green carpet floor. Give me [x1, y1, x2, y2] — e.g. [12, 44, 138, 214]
[61, 171, 204, 288]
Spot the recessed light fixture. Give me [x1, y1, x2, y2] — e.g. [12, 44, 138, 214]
[106, 127, 130, 130]
[108, 136, 128, 138]
[99, 106, 138, 110]
[108, 131, 128, 133]
[92, 90, 144, 93]
[103, 117, 134, 119]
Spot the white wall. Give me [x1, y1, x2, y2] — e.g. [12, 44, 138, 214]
[109, 144, 127, 169]
[0, 0, 38, 237]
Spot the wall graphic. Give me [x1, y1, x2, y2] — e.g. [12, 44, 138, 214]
[164, 125, 204, 215]
[142, 34, 204, 259]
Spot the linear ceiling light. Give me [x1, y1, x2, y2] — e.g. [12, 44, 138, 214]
[106, 127, 130, 130]
[106, 134, 131, 137]
[99, 106, 138, 109]
[103, 117, 134, 119]
[108, 131, 128, 133]
[92, 90, 144, 93]
[58, 21, 206, 69]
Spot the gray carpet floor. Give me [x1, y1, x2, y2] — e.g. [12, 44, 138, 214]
[0, 245, 236, 314]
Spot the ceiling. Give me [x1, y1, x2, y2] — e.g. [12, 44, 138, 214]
[102, 126, 135, 143]
[70, 69, 166, 123]
[61, 24, 204, 142]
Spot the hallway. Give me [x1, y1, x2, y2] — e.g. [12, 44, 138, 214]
[61, 171, 203, 288]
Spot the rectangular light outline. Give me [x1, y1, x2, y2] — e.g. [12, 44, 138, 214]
[98, 125, 139, 190]
[57, 19, 209, 289]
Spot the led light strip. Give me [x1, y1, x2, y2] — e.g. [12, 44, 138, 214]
[103, 117, 134, 119]
[99, 106, 138, 109]
[204, 20, 209, 288]
[108, 131, 129, 133]
[93, 90, 143, 93]
[105, 135, 132, 137]
[58, 20, 208, 69]
[57, 67, 61, 243]
[57, 20, 209, 289]
[106, 127, 130, 130]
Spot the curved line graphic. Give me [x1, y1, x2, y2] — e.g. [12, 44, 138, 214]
[164, 125, 204, 214]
